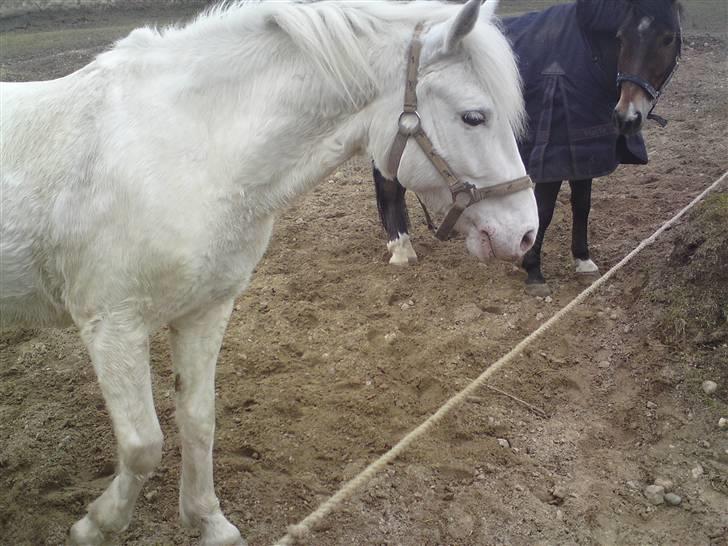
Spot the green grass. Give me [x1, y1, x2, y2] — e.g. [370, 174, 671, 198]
[0, 24, 136, 60]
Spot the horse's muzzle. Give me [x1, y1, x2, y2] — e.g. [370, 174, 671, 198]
[612, 108, 643, 135]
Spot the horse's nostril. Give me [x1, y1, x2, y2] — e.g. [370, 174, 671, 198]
[521, 229, 536, 252]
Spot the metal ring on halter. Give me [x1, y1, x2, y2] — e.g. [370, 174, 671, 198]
[397, 111, 422, 136]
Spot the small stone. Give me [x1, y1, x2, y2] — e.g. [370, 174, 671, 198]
[691, 464, 703, 479]
[699, 440, 711, 449]
[551, 486, 567, 500]
[544, 296, 553, 303]
[702, 380, 718, 394]
[384, 332, 397, 344]
[598, 360, 611, 369]
[454, 303, 483, 323]
[497, 438, 510, 448]
[400, 302, 411, 311]
[719, 417, 727, 429]
[644, 485, 665, 505]
[654, 478, 673, 492]
[664, 493, 682, 506]
[646, 401, 657, 409]
[144, 490, 158, 501]
[536, 312, 544, 320]
[610, 312, 618, 320]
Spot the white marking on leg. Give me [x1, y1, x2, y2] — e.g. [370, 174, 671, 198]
[574, 258, 599, 274]
[387, 233, 417, 266]
[170, 300, 245, 546]
[70, 311, 162, 545]
[402, 234, 418, 263]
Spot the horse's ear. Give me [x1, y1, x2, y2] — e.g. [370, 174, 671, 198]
[444, 0, 482, 53]
[481, 0, 500, 22]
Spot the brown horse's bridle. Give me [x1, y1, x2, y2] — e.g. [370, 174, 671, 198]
[386, 23, 533, 241]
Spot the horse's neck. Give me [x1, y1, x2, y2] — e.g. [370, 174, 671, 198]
[136, 34, 390, 214]
[589, 32, 619, 78]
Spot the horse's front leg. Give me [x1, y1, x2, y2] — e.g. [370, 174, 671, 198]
[522, 180, 562, 296]
[569, 179, 600, 282]
[373, 164, 417, 266]
[70, 310, 163, 545]
[169, 299, 245, 546]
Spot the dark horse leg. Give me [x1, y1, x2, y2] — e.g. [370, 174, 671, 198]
[372, 164, 417, 265]
[522, 180, 562, 296]
[569, 178, 600, 280]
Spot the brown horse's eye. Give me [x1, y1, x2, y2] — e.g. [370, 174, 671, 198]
[663, 34, 675, 46]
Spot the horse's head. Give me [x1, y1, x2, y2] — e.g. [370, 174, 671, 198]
[613, 0, 682, 134]
[370, 0, 537, 263]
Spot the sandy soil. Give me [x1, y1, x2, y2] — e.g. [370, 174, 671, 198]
[1, 3, 727, 546]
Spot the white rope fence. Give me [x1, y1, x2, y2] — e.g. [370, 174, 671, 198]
[274, 170, 728, 546]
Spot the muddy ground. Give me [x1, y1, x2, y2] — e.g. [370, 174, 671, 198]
[1, 3, 727, 546]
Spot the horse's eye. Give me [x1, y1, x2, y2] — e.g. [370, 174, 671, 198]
[663, 34, 674, 46]
[461, 111, 486, 126]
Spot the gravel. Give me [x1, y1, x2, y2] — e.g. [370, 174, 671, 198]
[701, 380, 718, 394]
[665, 493, 682, 506]
[654, 478, 673, 492]
[644, 485, 665, 505]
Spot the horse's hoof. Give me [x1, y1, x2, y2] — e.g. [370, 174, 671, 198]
[575, 271, 601, 285]
[199, 514, 247, 546]
[69, 516, 105, 546]
[389, 253, 412, 266]
[525, 282, 551, 297]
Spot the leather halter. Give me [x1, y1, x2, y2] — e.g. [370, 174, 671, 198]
[386, 23, 534, 241]
[616, 11, 682, 127]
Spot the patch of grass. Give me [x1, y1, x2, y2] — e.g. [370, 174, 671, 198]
[0, 25, 135, 60]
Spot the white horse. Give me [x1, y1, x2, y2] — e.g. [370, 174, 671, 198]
[0, 1, 537, 544]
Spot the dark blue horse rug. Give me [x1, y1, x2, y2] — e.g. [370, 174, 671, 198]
[503, 0, 647, 183]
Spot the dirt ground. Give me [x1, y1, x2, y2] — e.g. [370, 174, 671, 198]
[1, 3, 727, 546]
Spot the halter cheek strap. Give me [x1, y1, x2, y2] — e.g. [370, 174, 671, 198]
[386, 23, 533, 241]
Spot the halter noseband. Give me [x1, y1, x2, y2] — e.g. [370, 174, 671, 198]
[386, 23, 533, 241]
[615, 11, 682, 127]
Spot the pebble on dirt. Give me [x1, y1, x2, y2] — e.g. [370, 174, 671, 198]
[665, 493, 682, 506]
[719, 417, 727, 429]
[644, 485, 665, 505]
[654, 478, 673, 492]
[701, 380, 718, 394]
[691, 464, 704, 479]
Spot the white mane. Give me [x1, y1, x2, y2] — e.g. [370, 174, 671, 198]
[99, 0, 524, 131]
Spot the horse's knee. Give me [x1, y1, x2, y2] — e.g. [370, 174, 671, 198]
[120, 431, 164, 476]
